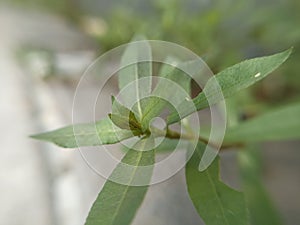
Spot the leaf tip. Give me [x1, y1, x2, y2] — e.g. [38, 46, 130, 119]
[29, 132, 44, 140]
[29, 134, 37, 139]
[282, 47, 293, 60]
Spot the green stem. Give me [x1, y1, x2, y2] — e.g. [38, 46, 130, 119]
[151, 126, 243, 150]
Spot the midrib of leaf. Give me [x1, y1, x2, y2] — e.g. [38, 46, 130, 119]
[134, 63, 143, 118]
[140, 97, 163, 121]
[85, 138, 155, 225]
[49, 131, 115, 138]
[118, 37, 152, 121]
[110, 144, 144, 224]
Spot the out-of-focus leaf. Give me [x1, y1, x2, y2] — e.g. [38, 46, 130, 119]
[85, 138, 155, 225]
[239, 145, 283, 225]
[118, 35, 152, 120]
[30, 117, 134, 148]
[186, 142, 249, 225]
[168, 48, 292, 124]
[224, 102, 300, 143]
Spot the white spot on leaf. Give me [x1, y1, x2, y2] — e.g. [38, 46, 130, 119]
[254, 72, 261, 78]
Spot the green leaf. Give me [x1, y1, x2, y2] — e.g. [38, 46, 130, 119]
[85, 138, 155, 225]
[108, 114, 142, 136]
[224, 102, 300, 143]
[239, 145, 283, 225]
[118, 35, 152, 120]
[168, 48, 293, 124]
[30, 117, 134, 148]
[122, 138, 190, 154]
[186, 142, 249, 225]
[111, 95, 134, 117]
[154, 138, 185, 153]
[110, 96, 142, 135]
[158, 57, 191, 94]
[140, 57, 191, 130]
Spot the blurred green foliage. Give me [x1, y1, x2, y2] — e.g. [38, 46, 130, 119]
[2, 0, 80, 21]
[96, 0, 300, 104]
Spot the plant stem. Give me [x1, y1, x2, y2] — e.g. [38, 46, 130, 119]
[151, 126, 243, 150]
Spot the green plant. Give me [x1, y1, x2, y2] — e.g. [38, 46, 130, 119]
[31, 40, 299, 225]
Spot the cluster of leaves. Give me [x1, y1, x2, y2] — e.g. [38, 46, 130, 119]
[31, 40, 300, 225]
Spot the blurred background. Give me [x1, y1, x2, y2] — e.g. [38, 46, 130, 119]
[0, 0, 299, 225]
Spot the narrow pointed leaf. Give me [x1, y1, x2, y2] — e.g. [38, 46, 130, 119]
[224, 102, 300, 143]
[85, 138, 155, 225]
[118, 36, 152, 119]
[111, 96, 134, 117]
[168, 48, 292, 124]
[141, 57, 191, 130]
[30, 117, 134, 148]
[186, 142, 249, 225]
